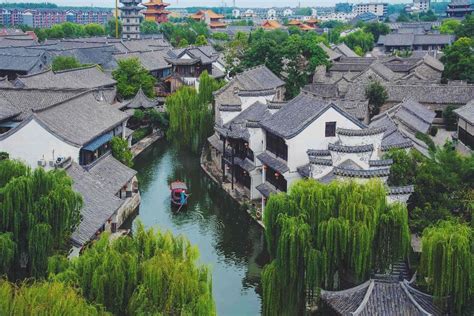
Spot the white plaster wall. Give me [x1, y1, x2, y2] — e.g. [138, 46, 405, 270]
[250, 169, 262, 200]
[331, 151, 372, 169]
[311, 163, 333, 179]
[0, 119, 80, 169]
[387, 194, 410, 204]
[248, 127, 264, 162]
[337, 132, 384, 160]
[286, 107, 362, 172]
[335, 175, 388, 184]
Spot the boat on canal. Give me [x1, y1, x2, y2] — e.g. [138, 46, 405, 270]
[170, 180, 189, 209]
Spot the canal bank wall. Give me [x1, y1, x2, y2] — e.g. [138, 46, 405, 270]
[200, 147, 265, 229]
[131, 130, 164, 158]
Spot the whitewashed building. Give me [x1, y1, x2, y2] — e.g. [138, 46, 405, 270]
[283, 8, 294, 17]
[267, 8, 277, 20]
[232, 8, 240, 18]
[353, 2, 388, 17]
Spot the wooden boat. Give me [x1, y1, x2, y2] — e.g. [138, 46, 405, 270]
[170, 181, 189, 208]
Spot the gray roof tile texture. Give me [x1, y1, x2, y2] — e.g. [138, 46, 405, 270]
[261, 92, 365, 139]
[34, 90, 129, 146]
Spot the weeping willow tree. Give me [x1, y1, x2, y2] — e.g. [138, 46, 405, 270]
[0, 279, 109, 315]
[166, 71, 224, 152]
[262, 179, 410, 315]
[51, 221, 215, 315]
[419, 220, 473, 314]
[0, 159, 82, 279]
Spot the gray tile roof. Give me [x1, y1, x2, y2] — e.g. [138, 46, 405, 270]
[334, 43, 358, 57]
[215, 65, 283, 106]
[0, 50, 45, 72]
[370, 114, 414, 150]
[86, 153, 136, 194]
[233, 157, 256, 172]
[0, 96, 19, 121]
[208, 134, 223, 152]
[123, 88, 159, 109]
[66, 162, 124, 247]
[257, 151, 289, 174]
[168, 45, 218, 65]
[121, 38, 171, 52]
[454, 99, 474, 123]
[337, 126, 386, 136]
[260, 92, 365, 139]
[302, 83, 339, 98]
[329, 143, 374, 153]
[388, 185, 415, 195]
[16, 66, 116, 90]
[321, 279, 443, 315]
[297, 164, 311, 177]
[307, 149, 331, 156]
[309, 157, 333, 165]
[345, 83, 474, 105]
[0, 37, 37, 48]
[34, 90, 129, 146]
[369, 159, 393, 167]
[0, 87, 81, 120]
[114, 50, 171, 71]
[378, 33, 415, 46]
[318, 42, 342, 61]
[379, 33, 455, 47]
[256, 182, 277, 198]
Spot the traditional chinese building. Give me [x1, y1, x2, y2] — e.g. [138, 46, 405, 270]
[120, 0, 142, 40]
[446, 0, 473, 17]
[190, 10, 226, 29]
[142, 0, 170, 24]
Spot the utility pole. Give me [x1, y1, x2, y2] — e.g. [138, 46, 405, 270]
[115, 0, 119, 39]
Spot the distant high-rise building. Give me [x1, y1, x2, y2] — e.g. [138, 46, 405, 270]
[413, 0, 430, 12]
[352, 2, 388, 18]
[120, 0, 141, 40]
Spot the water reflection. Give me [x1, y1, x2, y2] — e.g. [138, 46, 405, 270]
[133, 140, 268, 315]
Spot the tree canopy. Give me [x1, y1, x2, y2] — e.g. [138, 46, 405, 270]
[34, 22, 107, 42]
[50, 222, 215, 315]
[140, 20, 159, 34]
[262, 179, 410, 315]
[419, 220, 473, 314]
[439, 19, 461, 35]
[166, 71, 223, 152]
[365, 81, 388, 117]
[441, 37, 474, 83]
[51, 56, 83, 71]
[112, 57, 157, 99]
[342, 30, 374, 55]
[363, 22, 390, 42]
[385, 145, 473, 233]
[160, 20, 209, 47]
[111, 136, 134, 167]
[0, 279, 109, 315]
[0, 159, 82, 279]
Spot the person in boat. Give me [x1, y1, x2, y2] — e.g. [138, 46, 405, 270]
[180, 190, 188, 205]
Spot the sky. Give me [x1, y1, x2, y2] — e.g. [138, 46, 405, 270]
[2, 0, 409, 9]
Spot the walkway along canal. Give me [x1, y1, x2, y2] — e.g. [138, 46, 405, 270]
[132, 139, 269, 315]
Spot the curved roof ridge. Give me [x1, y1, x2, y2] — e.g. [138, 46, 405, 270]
[399, 282, 432, 316]
[53, 64, 99, 74]
[320, 279, 372, 295]
[352, 280, 375, 315]
[328, 143, 374, 153]
[337, 126, 386, 136]
[32, 89, 101, 113]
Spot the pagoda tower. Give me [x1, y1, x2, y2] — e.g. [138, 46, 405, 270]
[119, 0, 142, 40]
[142, 0, 170, 24]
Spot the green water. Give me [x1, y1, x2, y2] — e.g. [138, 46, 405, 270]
[133, 140, 268, 315]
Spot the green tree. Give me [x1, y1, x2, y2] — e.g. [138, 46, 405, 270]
[112, 58, 156, 99]
[419, 220, 473, 314]
[195, 34, 208, 46]
[384, 148, 423, 186]
[110, 136, 133, 167]
[51, 56, 82, 71]
[178, 38, 189, 47]
[166, 71, 223, 152]
[106, 19, 122, 38]
[0, 159, 82, 279]
[141, 20, 159, 34]
[455, 13, 474, 38]
[343, 30, 374, 54]
[439, 18, 461, 35]
[365, 81, 388, 117]
[443, 105, 458, 131]
[84, 23, 105, 36]
[47, 24, 65, 38]
[50, 222, 215, 315]
[211, 32, 229, 41]
[441, 37, 474, 83]
[363, 22, 390, 42]
[0, 279, 109, 315]
[262, 179, 410, 315]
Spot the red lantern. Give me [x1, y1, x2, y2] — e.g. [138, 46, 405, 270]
[263, 165, 267, 170]
[275, 172, 279, 179]
[244, 142, 249, 148]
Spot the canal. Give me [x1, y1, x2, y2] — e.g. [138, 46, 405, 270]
[133, 139, 268, 315]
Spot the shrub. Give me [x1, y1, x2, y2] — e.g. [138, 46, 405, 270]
[415, 132, 436, 151]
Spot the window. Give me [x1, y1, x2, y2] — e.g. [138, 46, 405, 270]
[325, 122, 336, 137]
[266, 132, 288, 161]
[435, 110, 443, 118]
